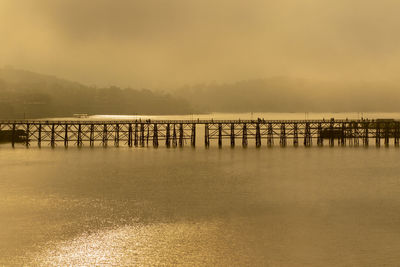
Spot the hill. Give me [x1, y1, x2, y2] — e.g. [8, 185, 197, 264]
[0, 68, 194, 119]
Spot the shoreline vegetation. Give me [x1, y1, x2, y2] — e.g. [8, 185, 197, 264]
[1, 67, 400, 119]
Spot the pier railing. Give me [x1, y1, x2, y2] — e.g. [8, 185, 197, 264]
[0, 119, 399, 148]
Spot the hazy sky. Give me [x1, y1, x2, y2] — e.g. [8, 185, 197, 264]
[1, 0, 400, 88]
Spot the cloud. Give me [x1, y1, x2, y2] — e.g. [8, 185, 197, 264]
[1, 0, 400, 88]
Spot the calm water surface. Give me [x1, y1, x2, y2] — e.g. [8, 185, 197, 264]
[1, 113, 400, 266]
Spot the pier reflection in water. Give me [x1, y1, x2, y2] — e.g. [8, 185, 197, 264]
[1, 146, 400, 266]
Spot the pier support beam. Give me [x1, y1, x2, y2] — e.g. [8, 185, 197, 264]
[218, 123, 223, 148]
[103, 124, 108, 147]
[340, 123, 346, 146]
[279, 123, 286, 147]
[293, 123, 298, 146]
[153, 124, 158, 148]
[384, 122, 390, 147]
[134, 123, 138, 147]
[90, 124, 95, 147]
[267, 123, 273, 146]
[77, 124, 82, 147]
[353, 122, 359, 146]
[25, 123, 30, 147]
[317, 123, 323, 146]
[395, 122, 400, 147]
[64, 124, 69, 147]
[230, 123, 235, 147]
[205, 123, 210, 147]
[146, 126, 150, 146]
[242, 123, 248, 147]
[166, 123, 171, 147]
[179, 123, 184, 147]
[172, 124, 177, 147]
[256, 123, 261, 147]
[11, 123, 15, 148]
[38, 124, 42, 147]
[329, 120, 334, 147]
[51, 124, 56, 148]
[363, 122, 369, 146]
[376, 122, 381, 147]
[114, 124, 120, 147]
[128, 124, 133, 147]
[304, 122, 311, 147]
[140, 124, 145, 147]
[191, 123, 196, 147]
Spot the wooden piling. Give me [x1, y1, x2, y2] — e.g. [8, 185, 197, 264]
[64, 124, 69, 147]
[242, 123, 247, 147]
[191, 123, 196, 147]
[51, 124, 56, 148]
[205, 123, 210, 147]
[179, 123, 184, 147]
[218, 123, 222, 148]
[279, 123, 286, 147]
[25, 123, 30, 147]
[90, 124, 95, 147]
[256, 123, 261, 147]
[166, 123, 171, 147]
[153, 123, 158, 148]
[230, 123, 235, 147]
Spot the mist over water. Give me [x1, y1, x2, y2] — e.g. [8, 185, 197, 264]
[1, 114, 400, 266]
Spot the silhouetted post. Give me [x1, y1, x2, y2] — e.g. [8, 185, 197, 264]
[38, 124, 42, 147]
[11, 123, 15, 148]
[242, 123, 247, 147]
[279, 123, 286, 147]
[166, 123, 171, 147]
[256, 122, 262, 147]
[140, 123, 145, 147]
[134, 123, 138, 147]
[172, 124, 177, 147]
[77, 124, 82, 147]
[64, 124, 69, 147]
[293, 123, 298, 146]
[191, 123, 196, 147]
[363, 122, 369, 146]
[230, 123, 235, 147]
[376, 122, 381, 147]
[51, 124, 56, 148]
[384, 122, 390, 147]
[153, 123, 158, 148]
[25, 123, 30, 147]
[340, 123, 346, 146]
[90, 124, 95, 147]
[128, 124, 133, 147]
[218, 123, 222, 148]
[267, 123, 273, 146]
[114, 124, 119, 147]
[329, 120, 334, 147]
[395, 122, 400, 146]
[204, 123, 210, 147]
[146, 126, 149, 146]
[103, 124, 108, 147]
[317, 123, 323, 146]
[304, 122, 311, 146]
[179, 123, 184, 147]
[353, 122, 359, 146]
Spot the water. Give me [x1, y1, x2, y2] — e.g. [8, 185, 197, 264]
[1, 113, 400, 266]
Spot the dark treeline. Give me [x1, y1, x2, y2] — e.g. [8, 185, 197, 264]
[176, 77, 400, 113]
[0, 68, 193, 119]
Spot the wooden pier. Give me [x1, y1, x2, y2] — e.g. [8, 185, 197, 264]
[0, 119, 399, 148]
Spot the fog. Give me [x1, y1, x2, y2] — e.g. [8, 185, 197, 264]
[1, 0, 400, 90]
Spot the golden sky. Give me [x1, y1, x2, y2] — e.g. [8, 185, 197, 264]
[1, 0, 400, 88]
